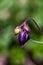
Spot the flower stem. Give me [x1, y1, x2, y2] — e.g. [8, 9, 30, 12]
[30, 38, 43, 44]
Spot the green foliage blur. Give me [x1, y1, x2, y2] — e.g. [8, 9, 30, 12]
[0, 0, 43, 65]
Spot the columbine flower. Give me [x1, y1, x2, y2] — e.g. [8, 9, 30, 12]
[14, 21, 30, 46]
[14, 17, 43, 46]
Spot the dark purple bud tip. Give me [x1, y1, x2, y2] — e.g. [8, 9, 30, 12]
[18, 30, 30, 46]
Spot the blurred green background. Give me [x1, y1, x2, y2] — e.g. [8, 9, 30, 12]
[0, 0, 43, 65]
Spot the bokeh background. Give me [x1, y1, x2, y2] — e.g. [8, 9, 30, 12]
[0, 0, 43, 65]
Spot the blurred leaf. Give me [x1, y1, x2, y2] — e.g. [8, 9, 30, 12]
[10, 47, 27, 65]
[0, 0, 14, 9]
[0, 25, 13, 51]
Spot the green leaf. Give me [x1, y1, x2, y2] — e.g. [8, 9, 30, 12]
[0, 25, 13, 51]
[10, 47, 26, 65]
[0, 0, 14, 9]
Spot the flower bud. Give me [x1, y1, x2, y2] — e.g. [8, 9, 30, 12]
[18, 30, 30, 46]
[14, 21, 30, 46]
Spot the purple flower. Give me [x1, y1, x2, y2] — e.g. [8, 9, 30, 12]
[14, 17, 42, 46]
[14, 21, 30, 46]
[18, 30, 30, 46]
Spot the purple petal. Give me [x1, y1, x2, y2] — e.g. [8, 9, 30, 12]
[18, 30, 30, 46]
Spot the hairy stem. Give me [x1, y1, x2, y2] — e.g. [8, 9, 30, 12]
[24, 17, 43, 35]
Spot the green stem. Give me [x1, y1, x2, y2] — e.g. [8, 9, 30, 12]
[30, 38, 43, 44]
